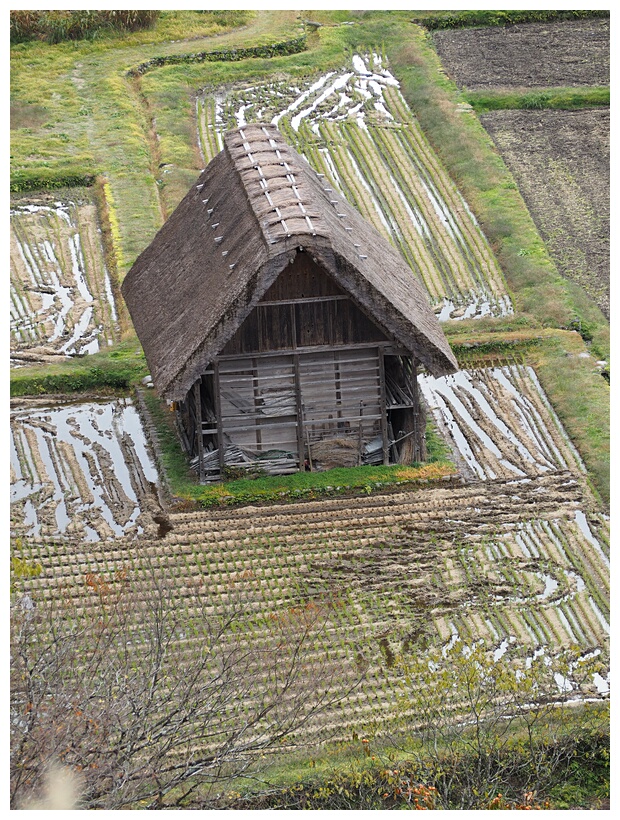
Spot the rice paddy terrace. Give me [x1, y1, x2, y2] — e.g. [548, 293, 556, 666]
[198, 53, 511, 320]
[10, 12, 609, 758]
[11, 360, 610, 740]
[10, 397, 160, 541]
[10, 192, 119, 365]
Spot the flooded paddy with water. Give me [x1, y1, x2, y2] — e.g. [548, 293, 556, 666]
[10, 396, 162, 542]
[10, 190, 119, 364]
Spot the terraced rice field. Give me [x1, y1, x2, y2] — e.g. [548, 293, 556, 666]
[10, 397, 161, 542]
[197, 53, 511, 320]
[9, 32, 609, 755]
[15, 471, 609, 743]
[12, 366, 609, 741]
[10, 191, 119, 364]
[420, 364, 585, 481]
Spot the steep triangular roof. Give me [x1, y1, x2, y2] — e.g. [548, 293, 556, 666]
[121, 123, 457, 401]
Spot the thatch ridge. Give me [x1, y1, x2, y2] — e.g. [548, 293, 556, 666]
[122, 123, 457, 401]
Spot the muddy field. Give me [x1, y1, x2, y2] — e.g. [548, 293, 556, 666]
[10, 396, 164, 542]
[10, 190, 119, 364]
[431, 18, 610, 90]
[12, 366, 609, 740]
[481, 108, 609, 318]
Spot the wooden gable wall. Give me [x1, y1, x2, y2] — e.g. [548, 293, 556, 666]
[221, 252, 389, 356]
[178, 252, 427, 480]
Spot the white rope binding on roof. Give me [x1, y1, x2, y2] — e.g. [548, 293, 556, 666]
[236, 125, 316, 238]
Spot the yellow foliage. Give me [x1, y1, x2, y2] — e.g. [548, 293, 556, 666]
[102, 180, 124, 271]
[394, 462, 457, 482]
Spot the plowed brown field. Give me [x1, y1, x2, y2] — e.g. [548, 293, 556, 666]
[431, 18, 610, 319]
[481, 109, 609, 317]
[432, 18, 609, 90]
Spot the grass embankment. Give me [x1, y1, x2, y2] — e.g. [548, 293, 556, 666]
[10, 340, 148, 397]
[10, 10, 250, 46]
[466, 86, 609, 113]
[532, 332, 610, 505]
[409, 8, 608, 30]
[186, 700, 610, 810]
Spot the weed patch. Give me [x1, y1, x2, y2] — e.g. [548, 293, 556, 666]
[410, 9, 608, 31]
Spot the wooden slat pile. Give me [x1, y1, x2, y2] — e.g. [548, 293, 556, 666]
[385, 371, 415, 407]
[190, 445, 298, 481]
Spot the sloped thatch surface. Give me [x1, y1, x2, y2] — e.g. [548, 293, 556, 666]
[122, 124, 458, 401]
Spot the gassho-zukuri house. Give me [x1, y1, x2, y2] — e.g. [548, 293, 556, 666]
[121, 124, 458, 481]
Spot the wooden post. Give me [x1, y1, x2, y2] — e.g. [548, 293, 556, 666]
[411, 358, 426, 462]
[357, 400, 364, 466]
[293, 354, 305, 471]
[194, 379, 204, 483]
[378, 347, 389, 465]
[305, 424, 313, 471]
[213, 360, 224, 475]
[251, 356, 262, 452]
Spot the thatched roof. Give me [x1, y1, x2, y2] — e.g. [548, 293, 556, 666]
[121, 123, 458, 401]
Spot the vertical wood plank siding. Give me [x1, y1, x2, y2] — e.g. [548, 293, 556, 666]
[181, 255, 427, 475]
[221, 255, 389, 356]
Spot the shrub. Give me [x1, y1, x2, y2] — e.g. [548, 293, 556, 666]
[413, 9, 608, 31]
[10, 10, 159, 45]
[126, 36, 307, 78]
[10, 166, 96, 194]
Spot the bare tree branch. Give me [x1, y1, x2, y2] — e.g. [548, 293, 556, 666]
[11, 559, 360, 809]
